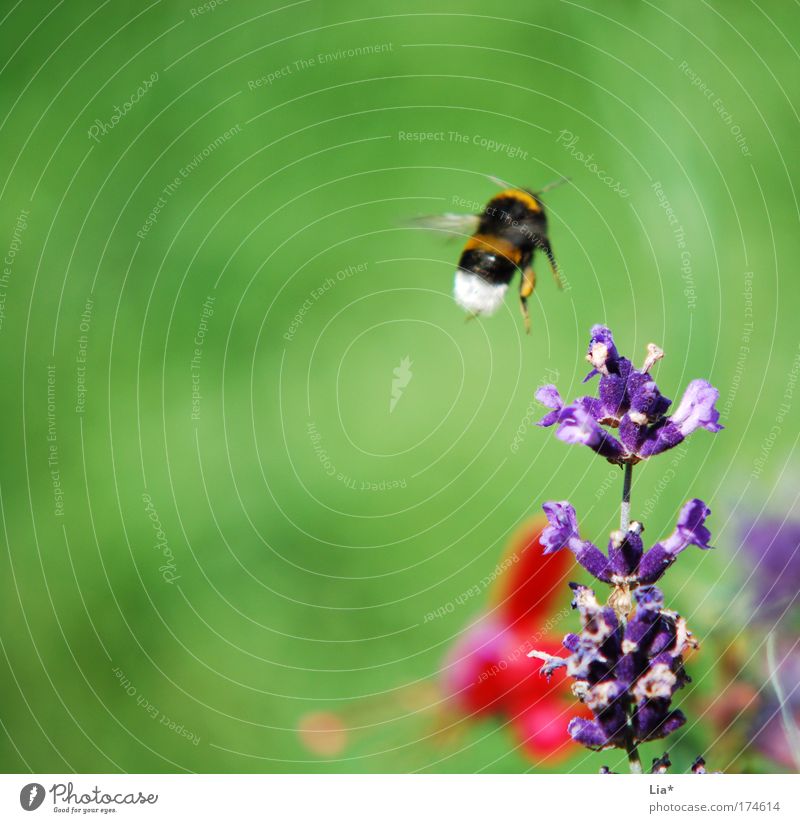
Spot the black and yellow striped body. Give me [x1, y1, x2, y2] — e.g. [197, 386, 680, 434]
[457, 188, 550, 286]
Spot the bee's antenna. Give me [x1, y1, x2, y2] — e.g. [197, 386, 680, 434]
[485, 174, 513, 190]
[534, 176, 571, 195]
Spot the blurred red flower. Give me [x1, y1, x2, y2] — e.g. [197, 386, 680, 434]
[440, 517, 579, 761]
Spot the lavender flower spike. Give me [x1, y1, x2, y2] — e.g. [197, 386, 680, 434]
[532, 582, 696, 753]
[638, 499, 713, 584]
[526, 321, 725, 772]
[536, 326, 723, 464]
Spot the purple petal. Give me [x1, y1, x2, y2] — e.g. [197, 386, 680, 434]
[608, 524, 644, 577]
[537, 410, 561, 428]
[669, 379, 723, 436]
[669, 499, 713, 550]
[586, 325, 619, 373]
[659, 711, 687, 738]
[568, 641, 610, 681]
[637, 544, 673, 585]
[637, 419, 684, 458]
[555, 405, 625, 462]
[634, 706, 686, 742]
[638, 381, 722, 457]
[541, 502, 613, 582]
[624, 598, 663, 650]
[568, 717, 610, 750]
[575, 395, 605, 420]
[587, 681, 629, 743]
[540, 501, 579, 554]
[619, 415, 649, 456]
[634, 585, 665, 611]
[628, 377, 671, 424]
[598, 369, 631, 419]
[638, 500, 712, 583]
[575, 544, 614, 582]
[535, 384, 563, 427]
[535, 384, 562, 410]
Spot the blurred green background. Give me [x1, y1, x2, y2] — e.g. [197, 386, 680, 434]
[0, 0, 798, 773]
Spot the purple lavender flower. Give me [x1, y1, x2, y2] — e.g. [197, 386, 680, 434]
[540, 498, 713, 586]
[527, 320, 724, 771]
[740, 517, 800, 618]
[531, 584, 695, 752]
[536, 326, 722, 464]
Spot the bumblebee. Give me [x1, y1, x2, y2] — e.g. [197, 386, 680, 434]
[419, 178, 566, 332]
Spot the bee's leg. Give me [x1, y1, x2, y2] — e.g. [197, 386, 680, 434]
[465, 311, 479, 324]
[519, 266, 536, 334]
[539, 237, 563, 290]
[519, 300, 531, 334]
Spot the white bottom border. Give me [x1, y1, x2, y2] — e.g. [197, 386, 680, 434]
[1, 773, 798, 822]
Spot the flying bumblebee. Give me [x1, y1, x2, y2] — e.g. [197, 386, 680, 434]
[417, 178, 566, 332]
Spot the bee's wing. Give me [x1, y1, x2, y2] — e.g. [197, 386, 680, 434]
[409, 212, 480, 236]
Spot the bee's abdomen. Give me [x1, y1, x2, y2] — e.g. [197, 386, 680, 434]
[458, 233, 521, 285]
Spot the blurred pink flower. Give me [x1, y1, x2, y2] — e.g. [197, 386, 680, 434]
[440, 517, 580, 761]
